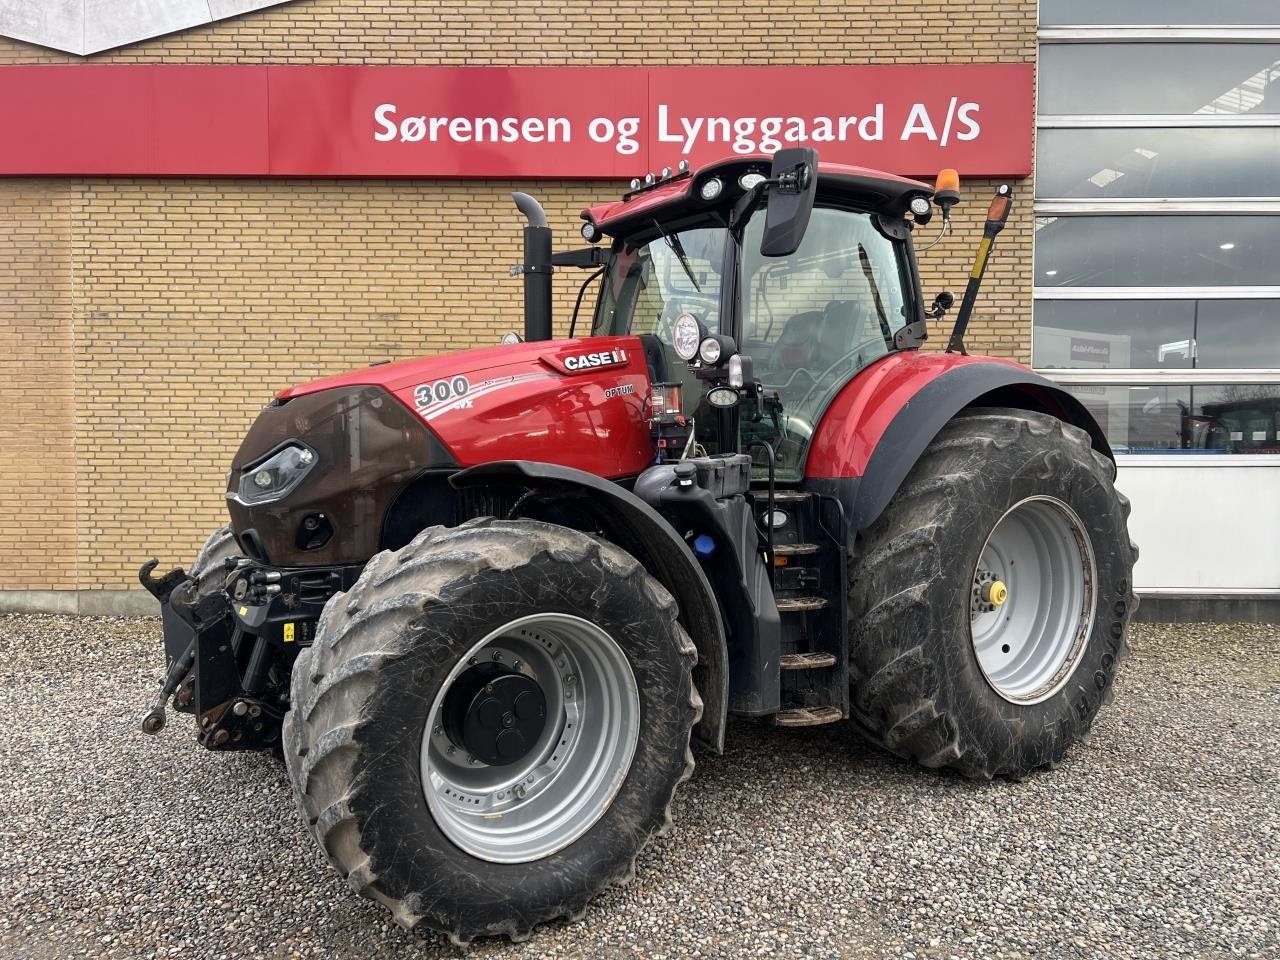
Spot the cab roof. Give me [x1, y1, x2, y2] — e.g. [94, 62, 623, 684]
[582, 156, 932, 239]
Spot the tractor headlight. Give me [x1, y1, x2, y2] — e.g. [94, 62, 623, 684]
[236, 443, 317, 505]
[698, 337, 722, 365]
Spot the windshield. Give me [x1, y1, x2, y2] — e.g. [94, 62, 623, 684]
[740, 207, 908, 479]
[593, 206, 912, 479]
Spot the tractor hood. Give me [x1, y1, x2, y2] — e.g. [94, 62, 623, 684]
[277, 335, 655, 477]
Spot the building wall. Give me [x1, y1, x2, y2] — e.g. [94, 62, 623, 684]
[0, 0, 1036, 599]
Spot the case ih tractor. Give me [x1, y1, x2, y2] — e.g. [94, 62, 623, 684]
[140, 149, 1136, 944]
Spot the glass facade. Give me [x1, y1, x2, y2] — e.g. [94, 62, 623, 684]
[1035, 7, 1280, 459]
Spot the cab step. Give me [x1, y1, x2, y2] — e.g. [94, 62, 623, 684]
[767, 490, 812, 503]
[771, 705, 843, 727]
[780, 651, 837, 670]
[774, 542, 820, 557]
[776, 596, 828, 613]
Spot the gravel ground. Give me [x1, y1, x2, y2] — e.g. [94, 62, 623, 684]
[1, 615, 1277, 960]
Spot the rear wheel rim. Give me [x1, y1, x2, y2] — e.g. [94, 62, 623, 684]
[421, 613, 640, 863]
[969, 496, 1096, 704]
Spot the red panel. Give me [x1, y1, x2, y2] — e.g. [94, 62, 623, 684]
[805, 352, 1027, 479]
[0, 64, 1032, 178]
[280, 336, 655, 478]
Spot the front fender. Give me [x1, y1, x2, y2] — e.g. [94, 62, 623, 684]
[806, 353, 1112, 532]
[451, 460, 729, 753]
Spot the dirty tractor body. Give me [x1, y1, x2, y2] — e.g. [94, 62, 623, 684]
[141, 150, 1136, 943]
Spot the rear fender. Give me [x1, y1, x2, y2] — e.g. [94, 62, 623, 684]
[806, 354, 1112, 533]
[451, 460, 729, 753]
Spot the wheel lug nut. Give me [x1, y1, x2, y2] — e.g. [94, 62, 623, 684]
[492, 652, 503, 662]
[432, 724, 442, 736]
[564, 674, 577, 686]
[514, 784, 527, 799]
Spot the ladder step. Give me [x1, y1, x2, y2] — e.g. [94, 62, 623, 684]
[772, 705, 843, 727]
[776, 596, 828, 613]
[765, 490, 812, 503]
[780, 652, 837, 670]
[774, 543, 820, 557]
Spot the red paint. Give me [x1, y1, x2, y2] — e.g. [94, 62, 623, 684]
[805, 351, 1027, 479]
[0, 64, 1033, 178]
[280, 337, 655, 478]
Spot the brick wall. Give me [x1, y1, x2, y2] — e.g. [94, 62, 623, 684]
[0, 0, 1035, 595]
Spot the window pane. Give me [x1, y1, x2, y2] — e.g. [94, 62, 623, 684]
[1036, 128, 1280, 198]
[1063, 384, 1190, 452]
[1062, 383, 1280, 453]
[1039, 44, 1280, 115]
[1194, 300, 1280, 367]
[1192, 384, 1280, 452]
[1033, 301, 1196, 368]
[1042, 0, 1280, 26]
[1035, 216, 1279, 286]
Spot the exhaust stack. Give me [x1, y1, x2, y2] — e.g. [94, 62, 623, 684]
[513, 192, 553, 342]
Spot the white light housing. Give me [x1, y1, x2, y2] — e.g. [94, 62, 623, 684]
[661, 166, 672, 179]
[699, 177, 723, 201]
[698, 337, 722, 365]
[672, 314, 701, 361]
[644, 172, 656, 185]
[629, 178, 641, 190]
[677, 160, 690, 174]
[728, 355, 745, 388]
[910, 196, 931, 216]
[580, 221, 601, 243]
[739, 172, 766, 190]
[500, 331, 523, 345]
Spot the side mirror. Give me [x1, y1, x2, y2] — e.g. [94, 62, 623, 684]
[760, 147, 818, 258]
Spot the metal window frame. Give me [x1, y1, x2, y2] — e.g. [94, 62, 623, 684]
[1040, 27, 1280, 42]
[1033, 286, 1280, 299]
[1039, 114, 1280, 127]
[1036, 199, 1280, 214]
[1036, 368, 1280, 384]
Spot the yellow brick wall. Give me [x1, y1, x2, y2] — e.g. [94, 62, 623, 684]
[0, 0, 1035, 593]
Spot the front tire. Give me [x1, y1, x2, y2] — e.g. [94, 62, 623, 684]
[848, 408, 1137, 779]
[283, 518, 700, 944]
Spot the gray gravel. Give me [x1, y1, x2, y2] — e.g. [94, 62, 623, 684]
[1, 615, 1277, 959]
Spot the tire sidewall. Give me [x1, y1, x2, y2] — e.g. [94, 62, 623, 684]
[347, 551, 693, 933]
[921, 426, 1132, 770]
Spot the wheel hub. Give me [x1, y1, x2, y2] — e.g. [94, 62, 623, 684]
[442, 664, 547, 767]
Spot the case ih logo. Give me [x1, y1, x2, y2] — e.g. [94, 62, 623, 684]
[563, 349, 629, 372]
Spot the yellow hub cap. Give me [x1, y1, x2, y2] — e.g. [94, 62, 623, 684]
[986, 580, 1009, 606]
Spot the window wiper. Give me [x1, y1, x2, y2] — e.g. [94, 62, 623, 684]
[857, 244, 893, 344]
[652, 219, 700, 292]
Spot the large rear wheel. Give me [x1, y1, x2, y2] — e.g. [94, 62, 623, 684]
[848, 408, 1137, 779]
[284, 518, 700, 944]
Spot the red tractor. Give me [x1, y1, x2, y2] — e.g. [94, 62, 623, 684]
[140, 149, 1136, 944]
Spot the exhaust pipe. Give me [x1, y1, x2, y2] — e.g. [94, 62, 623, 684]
[513, 192, 553, 342]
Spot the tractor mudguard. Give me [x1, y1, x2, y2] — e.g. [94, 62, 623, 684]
[451, 460, 730, 753]
[806, 354, 1112, 534]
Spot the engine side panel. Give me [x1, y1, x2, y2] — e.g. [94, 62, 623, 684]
[281, 336, 655, 479]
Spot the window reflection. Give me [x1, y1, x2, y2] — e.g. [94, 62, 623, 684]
[1041, 0, 1280, 26]
[1063, 383, 1280, 454]
[1040, 44, 1280, 115]
[1036, 129, 1280, 199]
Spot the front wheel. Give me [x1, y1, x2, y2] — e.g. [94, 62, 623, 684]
[848, 407, 1137, 779]
[283, 518, 700, 944]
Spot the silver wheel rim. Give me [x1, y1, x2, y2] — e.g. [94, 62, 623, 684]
[969, 496, 1096, 704]
[420, 613, 640, 863]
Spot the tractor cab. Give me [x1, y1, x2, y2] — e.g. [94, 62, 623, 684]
[584, 151, 935, 479]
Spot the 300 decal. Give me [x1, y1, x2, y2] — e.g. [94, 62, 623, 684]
[414, 375, 470, 410]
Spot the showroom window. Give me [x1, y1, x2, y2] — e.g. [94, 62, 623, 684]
[1035, 7, 1280, 456]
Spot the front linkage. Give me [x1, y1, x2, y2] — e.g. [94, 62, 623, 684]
[137, 555, 360, 750]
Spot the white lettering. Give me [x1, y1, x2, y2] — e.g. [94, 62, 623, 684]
[859, 104, 883, 141]
[955, 102, 981, 141]
[901, 104, 938, 141]
[373, 103, 397, 142]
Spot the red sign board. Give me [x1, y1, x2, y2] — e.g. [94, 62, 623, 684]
[0, 64, 1032, 179]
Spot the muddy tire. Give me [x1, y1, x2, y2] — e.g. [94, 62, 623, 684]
[188, 524, 240, 595]
[283, 518, 700, 944]
[848, 408, 1137, 779]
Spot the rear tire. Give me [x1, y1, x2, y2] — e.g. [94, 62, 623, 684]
[847, 408, 1137, 779]
[283, 518, 700, 944]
